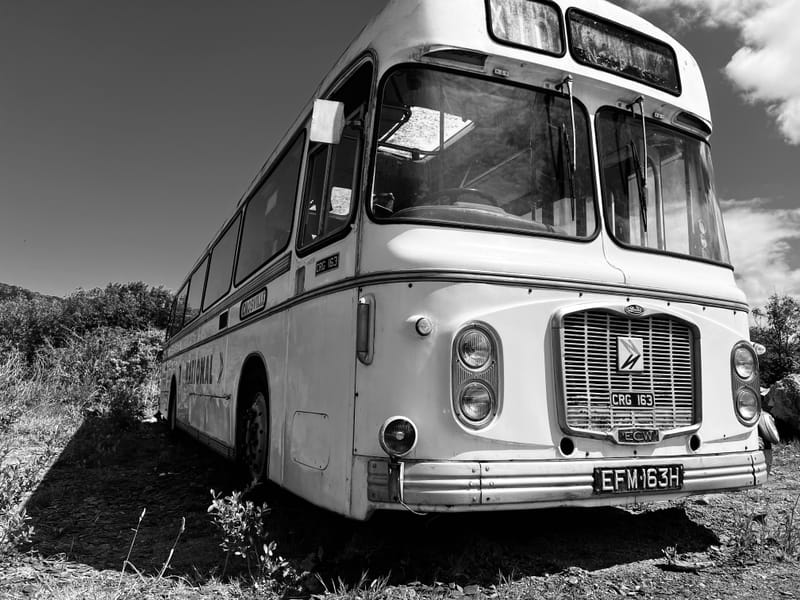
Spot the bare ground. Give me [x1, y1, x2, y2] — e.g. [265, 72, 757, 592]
[1, 415, 799, 599]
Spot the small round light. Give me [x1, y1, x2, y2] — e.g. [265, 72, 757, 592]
[734, 346, 756, 380]
[459, 381, 494, 423]
[736, 388, 759, 423]
[415, 317, 433, 336]
[458, 329, 492, 369]
[752, 342, 766, 356]
[379, 417, 417, 457]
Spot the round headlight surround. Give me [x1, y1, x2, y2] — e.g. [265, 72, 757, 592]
[733, 345, 757, 380]
[735, 387, 760, 424]
[457, 328, 493, 370]
[458, 381, 495, 426]
[379, 416, 418, 457]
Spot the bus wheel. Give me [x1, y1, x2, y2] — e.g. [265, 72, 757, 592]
[241, 389, 269, 485]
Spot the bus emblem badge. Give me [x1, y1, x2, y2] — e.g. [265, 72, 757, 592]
[625, 304, 645, 316]
[617, 337, 644, 372]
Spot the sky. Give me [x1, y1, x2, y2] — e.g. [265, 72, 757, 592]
[0, 0, 798, 309]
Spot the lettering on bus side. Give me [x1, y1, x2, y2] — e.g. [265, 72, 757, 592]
[240, 288, 267, 320]
[183, 354, 214, 386]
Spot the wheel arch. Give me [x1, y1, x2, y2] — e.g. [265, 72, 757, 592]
[235, 352, 271, 459]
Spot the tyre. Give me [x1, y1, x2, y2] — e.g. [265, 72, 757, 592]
[239, 386, 269, 485]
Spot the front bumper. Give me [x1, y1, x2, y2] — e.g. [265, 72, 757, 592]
[367, 450, 766, 512]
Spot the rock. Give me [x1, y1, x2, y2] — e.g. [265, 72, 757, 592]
[763, 374, 800, 435]
[463, 585, 480, 595]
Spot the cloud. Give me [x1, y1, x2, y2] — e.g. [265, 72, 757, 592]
[721, 198, 800, 308]
[621, 0, 770, 28]
[723, 0, 800, 144]
[619, 0, 800, 145]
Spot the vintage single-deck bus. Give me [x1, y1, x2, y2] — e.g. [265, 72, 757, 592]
[159, 0, 770, 520]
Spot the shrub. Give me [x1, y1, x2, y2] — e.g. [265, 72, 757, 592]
[36, 327, 165, 424]
[0, 282, 173, 369]
[208, 490, 295, 586]
[751, 294, 800, 386]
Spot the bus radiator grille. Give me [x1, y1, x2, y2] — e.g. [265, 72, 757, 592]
[560, 309, 696, 433]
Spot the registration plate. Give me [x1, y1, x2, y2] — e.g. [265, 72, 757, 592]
[593, 464, 683, 494]
[610, 390, 655, 408]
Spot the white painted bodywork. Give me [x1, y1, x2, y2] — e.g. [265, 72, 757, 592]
[159, 0, 764, 520]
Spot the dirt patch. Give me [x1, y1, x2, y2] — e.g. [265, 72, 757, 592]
[7, 419, 800, 598]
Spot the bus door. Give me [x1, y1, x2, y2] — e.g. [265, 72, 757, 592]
[284, 62, 372, 513]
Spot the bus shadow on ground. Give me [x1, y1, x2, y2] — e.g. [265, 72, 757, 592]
[260, 486, 719, 587]
[24, 420, 718, 586]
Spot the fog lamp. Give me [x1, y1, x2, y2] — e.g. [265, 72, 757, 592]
[379, 416, 418, 457]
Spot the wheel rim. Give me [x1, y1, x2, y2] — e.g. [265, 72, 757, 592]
[243, 391, 268, 482]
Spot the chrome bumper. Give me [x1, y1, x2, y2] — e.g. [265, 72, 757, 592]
[367, 451, 766, 511]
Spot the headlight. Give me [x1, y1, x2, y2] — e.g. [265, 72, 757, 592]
[459, 381, 494, 423]
[379, 416, 418, 457]
[452, 322, 502, 430]
[730, 341, 760, 426]
[733, 346, 756, 380]
[457, 329, 492, 369]
[735, 388, 759, 423]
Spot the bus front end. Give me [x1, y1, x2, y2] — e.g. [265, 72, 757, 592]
[349, 0, 767, 519]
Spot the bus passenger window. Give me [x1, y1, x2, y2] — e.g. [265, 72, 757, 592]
[235, 133, 304, 284]
[170, 283, 189, 336]
[184, 257, 208, 325]
[203, 214, 240, 310]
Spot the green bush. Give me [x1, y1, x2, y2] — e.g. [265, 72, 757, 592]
[0, 282, 172, 367]
[208, 490, 295, 586]
[36, 327, 165, 425]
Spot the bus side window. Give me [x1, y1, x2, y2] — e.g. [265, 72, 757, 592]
[297, 61, 372, 253]
[170, 283, 189, 336]
[235, 133, 305, 285]
[166, 296, 178, 339]
[203, 214, 241, 311]
[184, 257, 209, 325]
[299, 134, 358, 248]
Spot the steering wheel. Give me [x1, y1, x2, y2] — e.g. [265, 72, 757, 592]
[429, 187, 499, 207]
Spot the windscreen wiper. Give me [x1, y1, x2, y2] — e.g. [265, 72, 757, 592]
[558, 75, 577, 221]
[561, 123, 576, 220]
[628, 140, 648, 232]
[627, 96, 648, 233]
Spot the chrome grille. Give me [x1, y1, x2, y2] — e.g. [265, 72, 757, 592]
[561, 310, 696, 432]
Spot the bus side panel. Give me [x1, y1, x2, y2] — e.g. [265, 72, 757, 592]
[284, 288, 358, 516]
[163, 330, 230, 446]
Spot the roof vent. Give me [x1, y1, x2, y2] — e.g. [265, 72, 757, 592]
[423, 48, 488, 68]
[674, 111, 712, 136]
